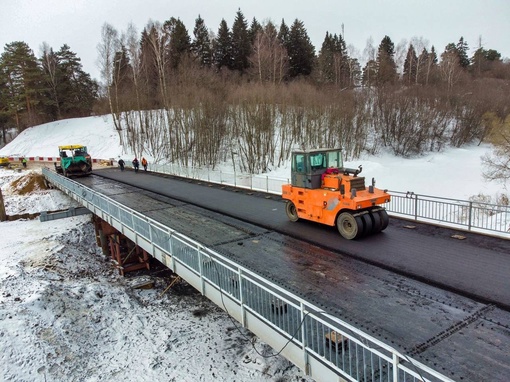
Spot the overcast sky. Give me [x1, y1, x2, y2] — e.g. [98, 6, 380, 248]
[1, 0, 509, 81]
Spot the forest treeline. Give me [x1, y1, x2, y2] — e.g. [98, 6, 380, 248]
[1, 9, 510, 175]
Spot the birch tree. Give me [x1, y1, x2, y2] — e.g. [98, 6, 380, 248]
[97, 23, 121, 132]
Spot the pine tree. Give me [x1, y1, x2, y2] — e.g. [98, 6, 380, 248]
[55, 44, 98, 117]
[231, 9, 250, 73]
[192, 15, 212, 67]
[213, 19, 233, 70]
[286, 19, 315, 78]
[0, 41, 45, 131]
[471, 47, 501, 76]
[0, 70, 11, 144]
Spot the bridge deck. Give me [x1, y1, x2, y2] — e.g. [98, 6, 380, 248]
[76, 170, 510, 381]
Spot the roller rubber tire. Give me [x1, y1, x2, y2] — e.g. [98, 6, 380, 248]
[337, 212, 363, 240]
[285, 201, 299, 222]
[369, 210, 383, 233]
[379, 209, 389, 231]
[360, 213, 373, 237]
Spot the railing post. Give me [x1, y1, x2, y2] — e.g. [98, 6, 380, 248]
[198, 245, 205, 295]
[301, 303, 309, 375]
[266, 176, 269, 193]
[169, 230, 176, 273]
[392, 353, 399, 381]
[414, 194, 419, 221]
[468, 201, 473, 231]
[239, 269, 246, 327]
[234, 170, 236, 187]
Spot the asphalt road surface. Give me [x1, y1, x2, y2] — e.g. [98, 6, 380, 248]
[74, 168, 510, 381]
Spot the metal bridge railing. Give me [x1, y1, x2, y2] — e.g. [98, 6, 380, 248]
[386, 191, 510, 236]
[143, 162, 510, 238]
[43, 167, 455, 382]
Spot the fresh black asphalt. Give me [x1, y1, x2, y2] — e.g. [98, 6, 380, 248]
[91, 167, 510, 310]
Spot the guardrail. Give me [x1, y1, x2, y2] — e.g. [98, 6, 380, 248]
[142, 162, 510, 238]
[43, 167, 454, 382]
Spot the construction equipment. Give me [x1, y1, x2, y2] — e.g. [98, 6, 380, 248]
[282, 148, 391, 240]
[54, 145, 92, 177]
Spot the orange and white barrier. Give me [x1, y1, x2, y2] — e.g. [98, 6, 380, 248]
[7, 156, 113, 164]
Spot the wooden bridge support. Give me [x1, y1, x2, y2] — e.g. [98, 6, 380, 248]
[92, 216, 150, 276]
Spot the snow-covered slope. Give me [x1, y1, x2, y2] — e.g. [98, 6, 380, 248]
[0, 114, 506, 200]
[0, 115, 121, 159]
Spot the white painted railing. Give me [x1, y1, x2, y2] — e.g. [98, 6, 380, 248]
[43, 167, 455, 382]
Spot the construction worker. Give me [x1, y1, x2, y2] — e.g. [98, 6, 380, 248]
[141, 157, 148, 171]
[118, 158, 125, 171]
[132, 157, 139, 173]
[22, 157, 27, 168]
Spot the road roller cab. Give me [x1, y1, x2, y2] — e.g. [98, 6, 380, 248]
[282, 148, 391, 239]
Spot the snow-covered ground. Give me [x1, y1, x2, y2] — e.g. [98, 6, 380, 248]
[0, 168, 313, 381]
[0, 115, 508, 381]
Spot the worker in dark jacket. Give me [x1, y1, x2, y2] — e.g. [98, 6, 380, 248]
[118, 158, 125, 171]
[132, 157, 140, 172]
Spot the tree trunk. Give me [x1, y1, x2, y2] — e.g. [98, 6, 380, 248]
[0, 189, 6, 221]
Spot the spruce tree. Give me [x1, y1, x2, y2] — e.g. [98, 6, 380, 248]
[164, 17, 191, 70]
[139, 27, 161, 106]
[111, 44, 132, 112]
[456, 37, 470, 68]
[248, 17, 262, 44]
[213, 19, 233, 70]
[347, 57, 362, 87]
[231, 9, 250, 73]
[376, 35, 397, 85]
[40, 44, 61, 120]
[362, 59, 377, 88]
[318, 32, 335, 83]
[332, 33, 349, 87]
[317, 32, 349, 86]
[192, 15, 212, 67]
[403, 43, 417, 85]
[277, 19, 290, 47]
[287, 19, 315, 78]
